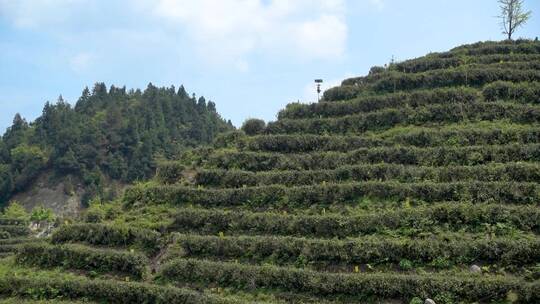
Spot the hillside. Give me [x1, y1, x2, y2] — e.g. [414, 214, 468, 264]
[1, 39, 540, 303]
[0, 83, 233, 212]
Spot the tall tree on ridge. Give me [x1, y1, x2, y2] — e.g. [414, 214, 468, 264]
[498, 0, 532, 40]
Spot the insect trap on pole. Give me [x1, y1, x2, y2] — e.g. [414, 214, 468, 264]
[315, 79, 323, 102]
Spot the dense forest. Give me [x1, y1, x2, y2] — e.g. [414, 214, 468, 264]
[0, 83, 233, 206]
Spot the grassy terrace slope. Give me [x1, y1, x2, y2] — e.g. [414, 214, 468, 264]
[1, 40, 539, 303]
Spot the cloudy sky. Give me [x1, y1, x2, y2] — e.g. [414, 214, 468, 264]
[0, 0, 539, 131]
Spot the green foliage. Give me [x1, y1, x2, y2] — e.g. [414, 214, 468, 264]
[3, 201, 29, 221]
[169, 203, 540, 237]
[81, 200, 121, 223]
[0, 165, 13, 204]
[430, 257, 452, 269]
[399, 259, 414, 270]
[16, 243, 149, 279]
[193, 163, 540, 188]
[267, 102, 540, 135]
[4, 40, 540, 304]
[0, 225, 30, 237]
[126, 180, 540, 207]
[0, 275, 230, 304]
[409, 297, 423, 304]
[169, 233, 539, 267]
[155, 162, 185, 184]
[238, 124, 540, 152]
[204, 143, 539, 171]
[29, 206, 55, 222]
[9, 145, 48, 192]
[483, 81, 540, 102]
[241, 119, 266, 136]
[395, 53, 540, 74]
[51, 223, 161, 254]
[291, 86, 478, 118]
[323, 85, 361, 101]
[0, 83, 233, 204]
[159, 258, 540, 302]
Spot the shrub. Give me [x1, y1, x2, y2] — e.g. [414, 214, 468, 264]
[267, 102, 540, 135]
[212, 130, 245, 148]
[29, 205, 55, 222]
[369, 67, 540, 93]
[399, 259, 414, 270]
[0, 276, 229, 304]
[483, 81, 540, 103]
[194, 163, 540, 188]
[124, 181, 540, 208]
[279, 87, 479, 119]
[51, 223, 161, 254]
[323, 85, 362, 101]
[159, 258, 540, 302]
[2, 201, 29, 221]
[395, 54, 540, 74]
[16, 243, 149, 279]
[241, 119, 266, 136]
[369, 66, 386, 75]
[155, 162, 185, 184]
[168, 203, 540, 237]
[409, 297, 424, 304]
[206, 143, 540, 171]
[0, 225, 30, 237]
[238, 125, 540, 152]
[169, 233, 539, 267]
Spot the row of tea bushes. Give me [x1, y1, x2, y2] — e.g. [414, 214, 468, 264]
[171, 233, 540, 267]
[193, 163, 540, 187]
[16, 243, 149, 279]
[285, 82, 540, 118]
[340, 41, 540, 86]
[159, 258, 540, 303]
[353, 62, 540, 95]
[448, 40, 540, 56]
[124, 181, 540, 207]
[283, 87, 478, 117]
[372, 67, 540, 93]
[237, 126, 540, 152]
[51, 223, 161, 254]
[0, 275, 232, 304]
[394, 54, 540, 74]
[0, 218, 28, 226]
[267, 102, 540, 135]
[341, 66, 540, 92]
[483, 81, 540, 103]
[0, 225, 31, 237]
[205, 144, 540, 171]
[169, 203, 540, 237]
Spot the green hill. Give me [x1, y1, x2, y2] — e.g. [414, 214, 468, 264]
[0, 83, 233, 211]
[1, 40, 540, 304]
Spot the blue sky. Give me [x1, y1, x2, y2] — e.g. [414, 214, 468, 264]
[0, 0, 539, 131]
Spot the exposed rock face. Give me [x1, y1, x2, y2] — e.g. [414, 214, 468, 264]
[425, 299, 436, 304]
[12, 174, 83, 218]
[10, 170, 125, 218]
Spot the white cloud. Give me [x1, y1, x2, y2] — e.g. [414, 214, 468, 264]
[150, 0, 348, 64]
[0, 0, 385, 68]
[0, 0, 86, 29]
[69, 52, 94, 73]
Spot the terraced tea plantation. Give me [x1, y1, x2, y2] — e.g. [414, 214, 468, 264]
[1, 40, 540, 303]
[0, 218, 37, 259]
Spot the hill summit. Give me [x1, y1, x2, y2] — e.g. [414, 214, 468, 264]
[0, 83, 233, 214]
[1, 39, 540, 303]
